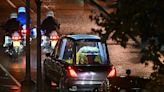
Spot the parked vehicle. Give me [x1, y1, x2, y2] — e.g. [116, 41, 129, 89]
[43, 34, 116, 92]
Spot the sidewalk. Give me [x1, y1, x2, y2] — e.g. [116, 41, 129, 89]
[0, 64, 49, 92]
[0, 64, 21, 92]
[0, 63, 38, 92]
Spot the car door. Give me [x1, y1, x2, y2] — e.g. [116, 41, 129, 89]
[51, 38, 75, 81]
[54, 59, 66, 81]
[50, 59, 65, 83]
[50, 38, 67, 82]
[44, 38, 61, 82]
[46, 59, 60, 82]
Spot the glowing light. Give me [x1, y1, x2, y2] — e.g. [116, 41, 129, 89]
[107, 66, 116, 78]
[18, 7, 26, 13]
[10, 13, 17, 19]
[90, 72, 96, 75]
[67, 66, 77, 77]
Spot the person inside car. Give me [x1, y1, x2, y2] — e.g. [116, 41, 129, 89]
[76, 46, 101, 64]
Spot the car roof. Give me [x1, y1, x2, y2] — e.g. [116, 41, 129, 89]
[64, 34, 101, 41]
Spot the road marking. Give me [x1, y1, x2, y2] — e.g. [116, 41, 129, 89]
[0, 85, 20, 89]
[0, 64, 21, 87]
[6, 0, 16, 8]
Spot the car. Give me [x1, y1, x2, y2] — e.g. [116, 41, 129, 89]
[43, 34, 116, 92]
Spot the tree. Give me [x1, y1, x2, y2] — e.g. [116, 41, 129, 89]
[90, 0, 164, 91]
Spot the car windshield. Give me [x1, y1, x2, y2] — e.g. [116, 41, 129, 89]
[75, 40, 108, 65]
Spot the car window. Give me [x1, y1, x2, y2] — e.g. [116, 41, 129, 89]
[53, 38, 109, 65]
[52, 39, 61, 58]
[62, 38, 74, 64]
[75, 40, 107, 65]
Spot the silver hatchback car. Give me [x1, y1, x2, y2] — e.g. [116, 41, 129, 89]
[44, 34, 116, 92]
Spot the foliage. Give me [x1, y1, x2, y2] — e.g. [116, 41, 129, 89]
[90, 0, 164, 91]
[90, 0, 164, 45]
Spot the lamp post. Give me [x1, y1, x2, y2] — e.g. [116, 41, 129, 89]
[21, 0, 35, 86]
[36, 0, 42, 92]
